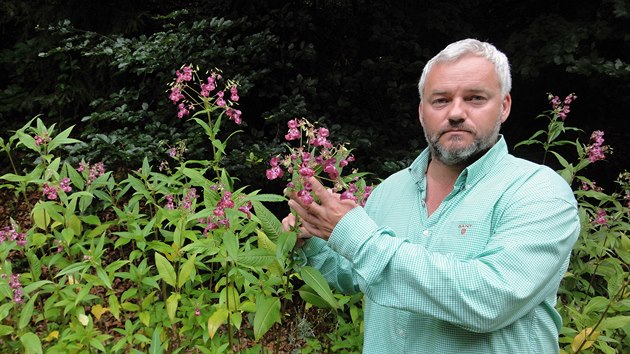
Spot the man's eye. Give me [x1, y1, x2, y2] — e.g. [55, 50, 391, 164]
[432, 98, 448, 105]
[469, 96, 487, 102]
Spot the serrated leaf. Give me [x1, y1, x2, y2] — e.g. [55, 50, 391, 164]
[252, 201, 283, 241]
[237, 248, 275, 268]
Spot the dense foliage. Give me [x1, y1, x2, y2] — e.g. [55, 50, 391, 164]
[0, 1, 629, 353]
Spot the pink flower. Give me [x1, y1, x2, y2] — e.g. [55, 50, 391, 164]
[34, 133, 51, 146]
[177, 103, 189, 119]
[238, 201, 253, 219]
[595, 209, 607, 225]
[287, 119, 299, 129]
[298, 164, 315, 177]
[298, 189, 314, 204]
[266, 166, 284, 180]
[9, 274, 23, 304]
[169, 87, 184, 103]
[548, 93, 577, 121]
[230, 85, 239, 101]
[176, 66, 193, 83]
[285, 128, 300, 141]
[43, 183, 58, 200]
[324, 162, 339, 179]
[0, 226, 26, 247]
[60, 178, 72, 193]
[165, 195, 175, 210]
[587, 130, 608, 163]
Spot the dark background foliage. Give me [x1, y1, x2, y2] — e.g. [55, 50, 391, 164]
[1, 0, 628, 196]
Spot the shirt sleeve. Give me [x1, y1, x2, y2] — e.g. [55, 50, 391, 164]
[327, 185, 580, 333]
[299, 234, 361, 295]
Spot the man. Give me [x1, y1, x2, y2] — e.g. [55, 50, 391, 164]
[284, 38, 579, 353]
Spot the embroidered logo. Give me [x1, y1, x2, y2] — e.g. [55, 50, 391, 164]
[458, 224, 471, 235]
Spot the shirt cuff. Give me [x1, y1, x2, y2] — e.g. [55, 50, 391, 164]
[328, 206, 379, 261]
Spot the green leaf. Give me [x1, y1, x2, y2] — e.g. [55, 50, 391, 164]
[109, 294, 120, 320]
[19, 292, 38, 329]
[149, 326, 164, 354]
[181, 167, 211, 187]
[253, 296, 281, 340]
[236, 248, 275, 268]
[248, 193, 286, 203]
[301, 266, 338, 309]
[20, 332, 43, 354]
[298, 284, 333, 309]
[582, 296, 609, 315]
[207, 307, 229, 339]
[154, 253, 177, 287]
[48, 126, 81, 151]
[16, 131, 38, 151]
[166, 293, 181, 322]
[601, 316, 630, 330]
[223, 230, 239, 261]
[0, 324, 13, 336]
[252, 201, 283, 241]
[178, 254, 197, 288]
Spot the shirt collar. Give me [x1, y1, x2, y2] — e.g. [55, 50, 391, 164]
[408, 135, 509, 191]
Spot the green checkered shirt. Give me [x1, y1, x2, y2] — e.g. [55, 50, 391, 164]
[301, 136, 579, 353]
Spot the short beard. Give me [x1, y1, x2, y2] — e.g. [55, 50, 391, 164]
[425, 119, 501, 167]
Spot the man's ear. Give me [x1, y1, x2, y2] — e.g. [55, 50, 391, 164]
[418, 102, 425, 127]
[500, 94, 512, 123]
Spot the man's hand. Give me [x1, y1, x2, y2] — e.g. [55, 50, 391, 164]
[287, 177, 357, 240]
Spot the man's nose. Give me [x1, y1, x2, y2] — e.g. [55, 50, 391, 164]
[447, 98, 467, 124]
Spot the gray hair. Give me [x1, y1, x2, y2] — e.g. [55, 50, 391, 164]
[417, 38, 511, 101]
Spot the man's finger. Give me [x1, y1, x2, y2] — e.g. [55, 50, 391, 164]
[306, 176, 334, 204]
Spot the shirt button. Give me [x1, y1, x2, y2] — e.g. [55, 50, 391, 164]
[466, 184, 471, 189]
[398, 329, 405, 337]
[422, 229, 430, 236]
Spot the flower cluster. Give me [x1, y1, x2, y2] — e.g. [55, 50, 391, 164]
[0, 225, 27, 247]
[165, 188, 198, 211]
[594, 209, 608, 225]
[34, 132, 51, 146]
[42, 177, 72, 200]
[197, 188, 253, 236]
[3, 274, 23, 304]
[168, 65, 242, 124]
[78, 161, 106, 185]
[548, 93, 577, 121]
[266, 118, 373, 206]
[586, 130, 610, 163]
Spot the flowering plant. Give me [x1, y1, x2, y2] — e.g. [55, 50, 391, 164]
[516, 93, 629, 353]
[265, 118, 374, 207]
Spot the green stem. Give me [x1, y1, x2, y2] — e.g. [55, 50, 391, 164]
[574, 275, 630, 353]
[205, 105, 221, 180]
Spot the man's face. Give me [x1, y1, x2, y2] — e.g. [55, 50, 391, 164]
[418, 55, 511, 166]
